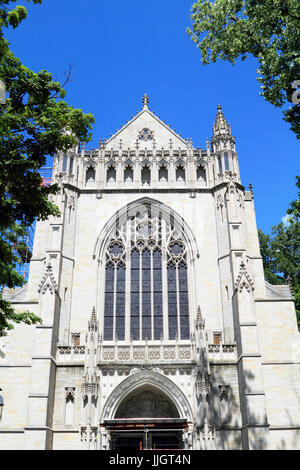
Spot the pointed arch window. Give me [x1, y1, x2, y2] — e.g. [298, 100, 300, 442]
[176, 165, 185, 183]
[103, 213, 190, 342]
[85, 165, 95, 186]
[69, 157, 74, 175]
[196, 165, 206, 186]
[141, 165, 151, 186]
[224, 154, 230, 171]
[62, 155, 68, 173]
[218, 156, 222, 173]
[159, 165, 168, 183]
[107, 165, 116, 184]
[124, 165, 134, 183]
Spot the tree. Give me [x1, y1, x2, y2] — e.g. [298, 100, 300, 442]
[258, 177, 300, 329]
[0, 1, 95, 336]
[188, 0, 300, 138]
[0, 1, 42, 58]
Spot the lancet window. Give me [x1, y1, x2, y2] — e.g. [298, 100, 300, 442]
[141, 165, 151, 186]
[103, 213, 190, 342]
[69, 157, 74, 175]
[218, 156, 222, 173]
[107, 165, 116, 184]
[159, 165, 168, 183]
[85, 165, 95, 186]
[176, 165, 185, 183]
[224, 154, 230, 171]
[62, 155, 68, 173]
[196, 165, 206, 185]
[124, 164, 134, 183]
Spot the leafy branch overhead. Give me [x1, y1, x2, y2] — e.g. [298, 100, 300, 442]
[188, 0, 300, 138]
[0, 1, 95, 336]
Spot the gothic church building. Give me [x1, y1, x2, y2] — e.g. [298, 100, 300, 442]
[1, 96, 300, 450]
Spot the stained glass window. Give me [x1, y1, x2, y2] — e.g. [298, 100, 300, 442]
[103, 213, 190, 342]
[130, 248, 140, 340]
[116, 264, 126, 340]
[142, 249, 151, 340]
[104, 263, 114, 340]
[167, 262, 178, 340]
[153, 249, 163, 340]
[178, 263, 189, 339]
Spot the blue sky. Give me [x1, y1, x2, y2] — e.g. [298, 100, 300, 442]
[5, 0, 299, 234]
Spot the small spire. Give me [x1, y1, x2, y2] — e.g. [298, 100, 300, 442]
[196, 305, 205, 330]
[88, 306, 97, 331]
[213, 104, 231, 137]
[91, 306, 96, 322]
[142, 93, 149, 109]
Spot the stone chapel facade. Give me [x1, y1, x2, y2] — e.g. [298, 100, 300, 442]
[1, 96, 300, 450]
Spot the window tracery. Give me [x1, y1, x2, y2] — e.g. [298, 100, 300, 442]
[103, 213, 190, 342]
[138, 128, 154, 141]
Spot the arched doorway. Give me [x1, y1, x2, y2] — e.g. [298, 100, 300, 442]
[101, 371, 193, 450]
[107, 386, 184, 450]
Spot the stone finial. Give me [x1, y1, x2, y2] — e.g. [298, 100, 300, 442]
[88, 306, 98, 331]
[195, 305, 205, 330]
[142, 93, 149, 109]
[213, 104, 231, 137]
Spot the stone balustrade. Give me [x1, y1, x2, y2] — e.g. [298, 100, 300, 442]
[207, 343, 237, 362]
[57, 345, 86, 363]
[99, 343, 194, 363]
[57, 341, 237, 365]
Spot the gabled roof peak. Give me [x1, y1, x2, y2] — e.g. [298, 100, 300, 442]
[105, 95, 188, 148]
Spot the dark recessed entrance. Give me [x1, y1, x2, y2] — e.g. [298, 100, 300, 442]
[106, 386, 186, 450]
[105, 419, 186, 450]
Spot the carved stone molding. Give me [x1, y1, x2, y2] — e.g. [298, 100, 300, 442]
[235, 261, 255, 293]
[38, 263, 58, 295]
[65, 387, 75, 399]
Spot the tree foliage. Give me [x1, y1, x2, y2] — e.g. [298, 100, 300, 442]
[0, 1, 95, 336]
[188, 0, 300, 138]
[258, 177, 300, 329]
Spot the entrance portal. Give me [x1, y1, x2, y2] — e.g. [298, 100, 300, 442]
[111, 430, 183, 450]
[105, 386, 186, 450]
[106, 419, 186, 450]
